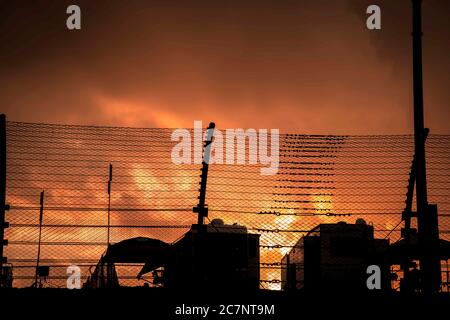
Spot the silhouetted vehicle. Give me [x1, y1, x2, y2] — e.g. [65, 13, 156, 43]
[281, 220, 389, 292]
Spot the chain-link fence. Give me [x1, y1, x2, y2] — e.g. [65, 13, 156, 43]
[3, 121, 450, 290]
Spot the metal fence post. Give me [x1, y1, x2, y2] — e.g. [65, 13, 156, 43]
[0, 114, 8, 277]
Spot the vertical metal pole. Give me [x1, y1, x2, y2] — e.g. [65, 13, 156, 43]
[107, 164, 112, 246]
[0, 114, 7, 274]
[411, 0, 441, 293]
[192, 122, 215, 287]
[35, 191, 44, 287]
[106, 164, 113, 287]
[194, 122, 215, 226]
[412, 0, 427, 228]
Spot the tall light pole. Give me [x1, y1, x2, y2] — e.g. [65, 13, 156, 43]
[411, 0, 441, 293]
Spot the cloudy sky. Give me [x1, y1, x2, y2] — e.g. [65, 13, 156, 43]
[0, 0, 449, 133]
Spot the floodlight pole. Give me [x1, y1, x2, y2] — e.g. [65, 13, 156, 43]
[411, 0, 441, 293]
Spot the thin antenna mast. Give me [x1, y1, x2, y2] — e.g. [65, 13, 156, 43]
[34, 191, 44, 288]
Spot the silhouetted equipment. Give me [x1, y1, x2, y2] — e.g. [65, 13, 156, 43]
[143, 220, 260, 290]
[0, 114, 8, 284]
[281, 221, 389, 291]
[85, 221, 260, 290]
[84, 237, 170, 288]
[388, 231, 450, 291]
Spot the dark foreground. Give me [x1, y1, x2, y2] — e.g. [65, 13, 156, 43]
[1, 287, 448, 319]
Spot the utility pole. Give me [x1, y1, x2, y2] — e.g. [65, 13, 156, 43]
[411, 0, 441, 293]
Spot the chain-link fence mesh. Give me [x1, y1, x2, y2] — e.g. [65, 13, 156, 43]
[3, 121, 450, 290]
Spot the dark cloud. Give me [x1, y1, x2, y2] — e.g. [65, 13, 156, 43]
[0, 0, 448, 133]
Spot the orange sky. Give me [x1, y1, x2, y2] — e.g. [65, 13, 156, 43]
[0, 0, 449, 133]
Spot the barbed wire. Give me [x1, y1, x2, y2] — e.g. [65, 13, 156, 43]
[4, 121, 450, 289]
